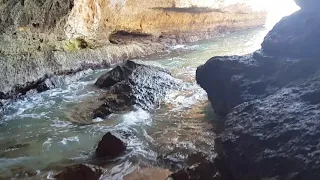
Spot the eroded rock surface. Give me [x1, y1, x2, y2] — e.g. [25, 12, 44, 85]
[93, 60, 180, 119]
[196, 1, 320, 179]
[67, 61, 179, 124]
[218, 80, 320, 179]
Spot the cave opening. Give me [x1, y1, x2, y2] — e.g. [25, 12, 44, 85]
[249, 0, 300, 28]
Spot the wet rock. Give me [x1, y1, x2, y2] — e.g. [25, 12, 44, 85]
[186, 153, 208, 166]
[36, 70, 93, 93]
[96, 132, 126, 158]
[36, 78, 56, 92]
[159, 151, 208, 171]
[197, 4, 320, 179]
[158, 152, 186, 170]
[197, 50, 320, 116]
[167, 153, 233, 180]
[169, 161, 221, 180]
[124, 168, 172, 180]
[198, 56, 320, 179]
[93, 60, 179, 118]
[0, 101, 3, 116]
[10, 166, 38, 179]
[198, 55, 320, 178]
[0, 92, 6, 99]
[262, 10, 320, 58]
[54, 164, 104, 180]
[215, 80, 320, 179]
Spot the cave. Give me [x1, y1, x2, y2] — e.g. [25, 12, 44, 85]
[2, 0, 320, 180]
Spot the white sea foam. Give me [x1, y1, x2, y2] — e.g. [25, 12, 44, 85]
[43, 138, 53, 150]
[60, 136, 80, 145]
[119, 108, 151, 126]
[171, 44, 186, 50]
[50, 120, 73, 128]
[92, 117, 104, 123]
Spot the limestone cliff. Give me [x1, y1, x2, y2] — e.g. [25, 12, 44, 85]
[0, 0, 266, 97]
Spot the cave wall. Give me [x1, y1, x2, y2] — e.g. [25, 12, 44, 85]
[65, 0, 263, 39]
[0, 0, 266, 40]
[0, 0, 267, 96]
[0, 0, 73, 35]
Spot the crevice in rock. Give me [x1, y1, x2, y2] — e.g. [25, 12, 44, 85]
[109, 30, 155, 44]
[152, 7, 222, 13]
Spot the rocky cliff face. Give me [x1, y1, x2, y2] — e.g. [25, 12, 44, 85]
[196, 0, 320, 179]
[0, 0, 266, 98]
[65, 0, 264, 39]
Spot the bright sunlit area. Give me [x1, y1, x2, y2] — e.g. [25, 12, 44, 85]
[249, 0, 300, 29]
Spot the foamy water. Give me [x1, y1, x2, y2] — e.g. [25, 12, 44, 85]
[0, 26, 289, 179]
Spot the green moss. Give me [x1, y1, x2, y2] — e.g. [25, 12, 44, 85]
[64, 38, 88, 51]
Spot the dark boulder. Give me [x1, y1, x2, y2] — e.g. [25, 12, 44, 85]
[198, 52, 320, 179]
[54, 164, 104, 180]
[196, 4, 320, 180]
[93, 60, 179, 118]
[95, 61, 137, 88]
[196, 51, 318, 116]
[262, 10, 320, 58]
[96, 132, 126, 158]
[36, 78, 56, 92]
[196, 53, 269, 116]
[216, 79, 320, 180]
[36, 70, 92, 93]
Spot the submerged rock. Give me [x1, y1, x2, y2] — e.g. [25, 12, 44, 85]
[168, 156, 233, 180]
[10, 166, 38, 179]
[54, 164, 104, 180]
[196, 4, 320, 180]
[168, 161, 220, 180]
[92, 60, 179, 119]
[124, 168, 172, 180]
[168, 153, 233, 180]
[96, 132, 126, 158]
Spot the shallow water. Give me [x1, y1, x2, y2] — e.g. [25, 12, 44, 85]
[0, 27, 268, 179]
